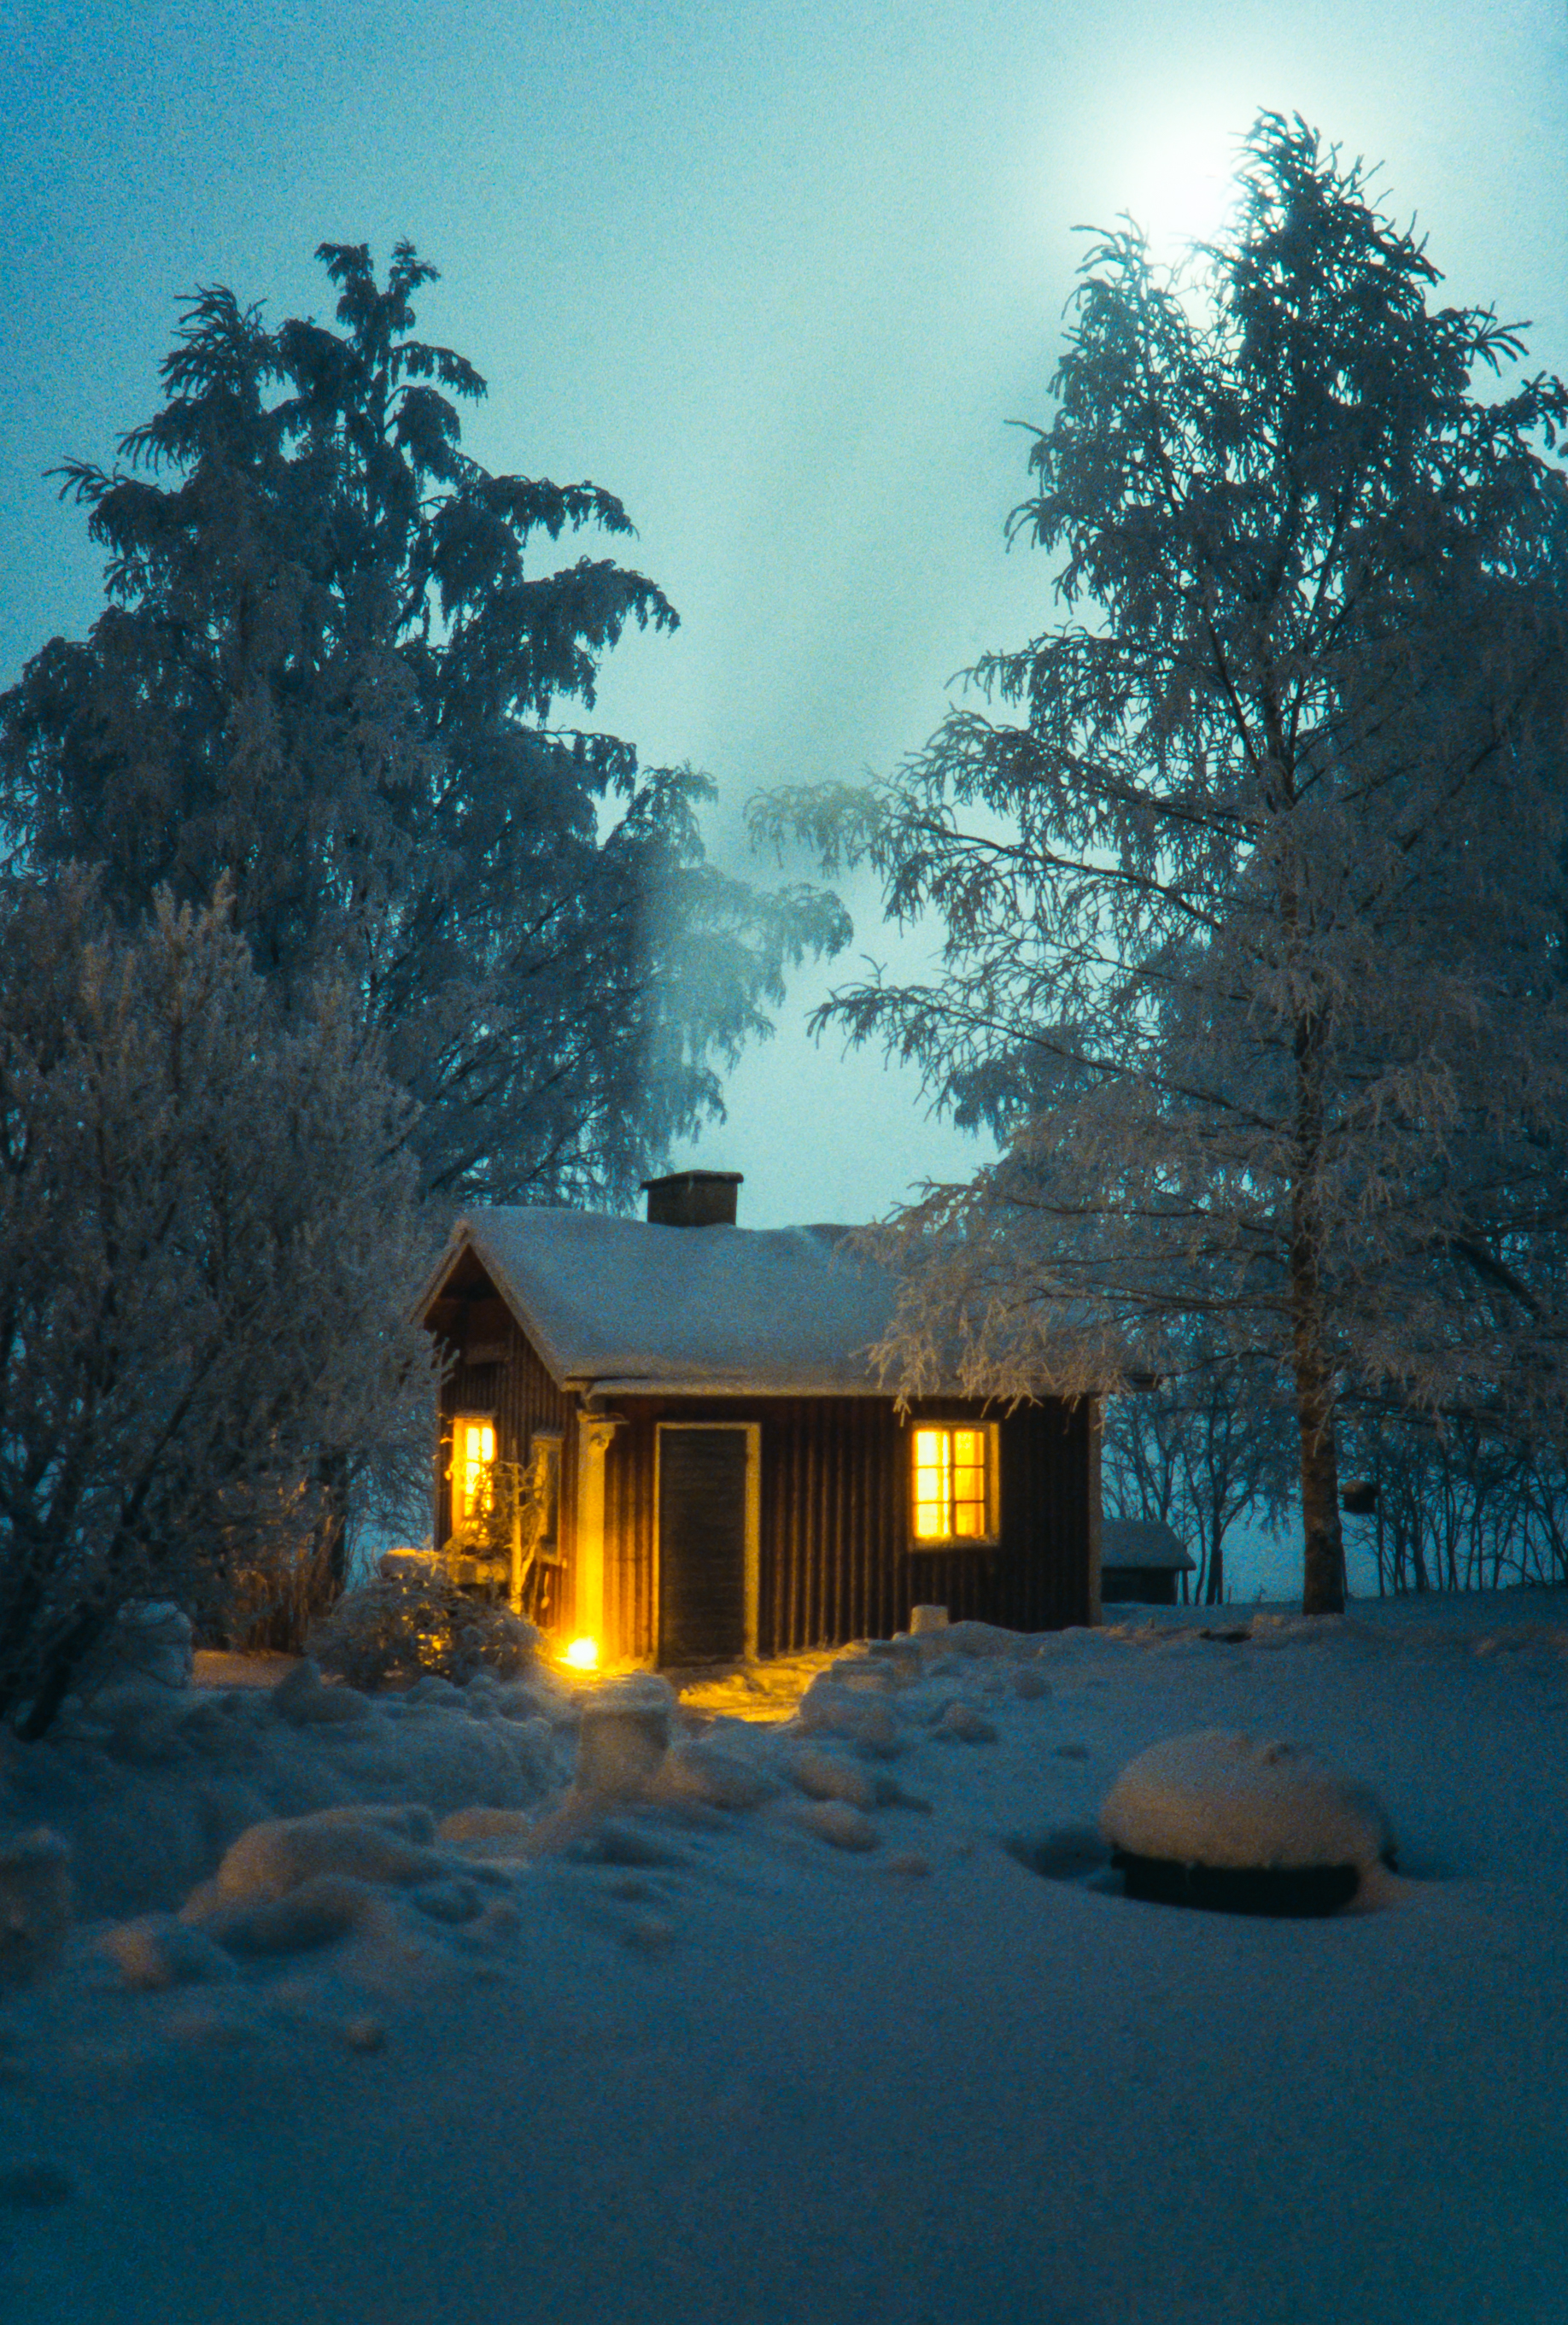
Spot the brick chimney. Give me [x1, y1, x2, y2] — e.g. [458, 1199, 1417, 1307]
[641, 1170, 743, 1227]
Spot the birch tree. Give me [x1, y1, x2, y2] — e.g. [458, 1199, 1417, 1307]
[0, 875, 432, 1737]
[753, 114, 1568, 1613]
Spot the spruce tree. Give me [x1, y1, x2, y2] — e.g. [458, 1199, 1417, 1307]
[2, 242, 845, 1207]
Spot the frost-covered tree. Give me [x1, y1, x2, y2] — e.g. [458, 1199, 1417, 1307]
[1333, 1396, 1568, 1596]
[1106, 1347, 1294, 1604]
[0, 242, 846, 1207]
[754, 115, 1568, 1614]
[0, 875, 432, 1738]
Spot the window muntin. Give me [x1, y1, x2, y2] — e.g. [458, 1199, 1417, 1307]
[912, 1423, 998, 1544]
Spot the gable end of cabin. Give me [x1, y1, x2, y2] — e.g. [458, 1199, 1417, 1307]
[424, 1244, 582, 1637]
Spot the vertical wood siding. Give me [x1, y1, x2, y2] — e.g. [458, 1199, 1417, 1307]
[436, 1326, 573, 1534]
[598, 1394, 1091, 1662]
[434, 1300, 577, 1628]
[603, 1417, 656, 1661]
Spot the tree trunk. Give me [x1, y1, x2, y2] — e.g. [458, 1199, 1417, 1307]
[18, 1602, 113, 1742]
[1204, 1514, 1226, 1606]
[1296, 1353, 1345, 1615]
[1290, 1034, 1347, 1617]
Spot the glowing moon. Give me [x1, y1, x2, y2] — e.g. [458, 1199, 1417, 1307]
[1116, 108, 1248, 262]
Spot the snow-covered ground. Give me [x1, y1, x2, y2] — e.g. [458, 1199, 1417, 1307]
[3, 1591, 1567, 2325]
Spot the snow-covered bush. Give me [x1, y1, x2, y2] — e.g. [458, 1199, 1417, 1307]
[309, 1563, 540, 1692]
[0, 874, 435, 1740]
[73, 1602, 195, 1701]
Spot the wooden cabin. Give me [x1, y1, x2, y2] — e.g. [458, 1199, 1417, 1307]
[418, 1170, 1101, 1667]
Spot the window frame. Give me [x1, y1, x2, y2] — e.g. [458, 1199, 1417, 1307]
[908, 1419, 1001, 1549]
[448, 1409, 498, 1534]
[529, 1428, 565, 1566]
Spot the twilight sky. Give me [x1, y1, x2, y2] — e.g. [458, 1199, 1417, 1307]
[4, 0, 1567, 1239]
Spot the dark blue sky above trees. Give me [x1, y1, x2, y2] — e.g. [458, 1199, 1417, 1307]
[3, 0, 1565, 1227]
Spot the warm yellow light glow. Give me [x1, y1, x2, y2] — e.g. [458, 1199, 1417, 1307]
[913, 1424, 993, 1543]
[913, 1426, 951, 1541]
[561, 1637, 600, 1671]
[453, 1415, 495, 1527]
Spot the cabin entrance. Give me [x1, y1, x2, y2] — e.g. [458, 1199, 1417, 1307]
[655, 1423, 759, 1666]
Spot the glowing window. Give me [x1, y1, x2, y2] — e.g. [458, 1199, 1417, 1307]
[452, 1414, 496, 1529]
[912, 1424, 998, 1544]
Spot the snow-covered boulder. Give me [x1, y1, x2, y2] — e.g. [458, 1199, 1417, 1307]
[1100, 1731, 1395, 1901]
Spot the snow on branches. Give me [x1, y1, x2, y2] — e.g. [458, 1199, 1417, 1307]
[0, 876, 434, 1737]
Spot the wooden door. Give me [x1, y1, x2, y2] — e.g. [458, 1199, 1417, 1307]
[657, 1425, 757, 1665]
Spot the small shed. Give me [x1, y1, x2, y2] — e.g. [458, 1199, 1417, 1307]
[418, 1170, 1102, 1667]
[1099, 1517, 1196, 1606]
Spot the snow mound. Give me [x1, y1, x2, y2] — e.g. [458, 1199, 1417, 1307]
[654, 1740, 777, 1813]
[272, 1660, 375, 1726]
[1099, 1731, 1395, 1872]
[208, 1804, 442, 1906]
[787, 1746, 878, 1810]
[933, 1702, 998, 1744]
[198, 1872, 389, 1957]
[915, 1619, 1033, 1660]
[576, 1678, 676, 1798]
[794, 1678, 903, 1753]
[437, 1807, 537, 1858]
[100, 1914, 236, 1991]
[795, 1799, 879, 1851]
[73, 1602, 194, 1701]
[5, 1677, 566, 1919]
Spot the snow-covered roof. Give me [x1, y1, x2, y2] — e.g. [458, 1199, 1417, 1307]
[1101, 1518, 1195, 1572]
[424, 1207, 921, 1395]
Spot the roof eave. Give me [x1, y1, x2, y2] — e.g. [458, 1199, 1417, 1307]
[566, 1374, 1026, 1401]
